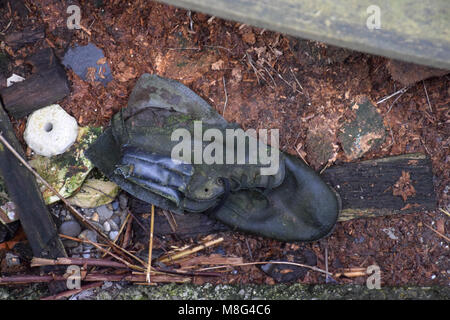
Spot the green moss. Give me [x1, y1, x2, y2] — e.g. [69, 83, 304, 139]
[0, 283, 448, 300]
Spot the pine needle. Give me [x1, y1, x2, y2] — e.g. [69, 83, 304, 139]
[146, 205, 155, 283]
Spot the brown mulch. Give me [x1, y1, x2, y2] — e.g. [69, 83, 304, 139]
[1, 0, 449, 288]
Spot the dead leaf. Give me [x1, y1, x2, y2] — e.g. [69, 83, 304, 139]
[242, 31, 256, 45]
[96, 57, 107, 65]
[436, 219, 445, 235]
[117, 66, 137, 82]
[393, 171, 416, 201]
[211, 59, 224, 71]
[231, 67, 242, 82]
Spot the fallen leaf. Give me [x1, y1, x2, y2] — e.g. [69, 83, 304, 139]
[393, 171, 416, 201]
[117, 66, 137, 82]
[242, 31, 256, 45]
[211, 59, 224, 71]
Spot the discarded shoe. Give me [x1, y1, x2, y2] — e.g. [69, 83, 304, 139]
[86, 74, 340, 241]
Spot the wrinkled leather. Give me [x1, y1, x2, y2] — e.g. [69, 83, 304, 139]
[210, 155, 340, 241]
[86, 74, 340, 241]
[86, 74, 284, 212]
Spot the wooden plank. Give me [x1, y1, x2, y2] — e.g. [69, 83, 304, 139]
[158, 0, 450, 70]
[4, 26, 45, 49]
[0, 102, 66, 259]
[132, 153, 436, 239]
[321, 153, 436, 221]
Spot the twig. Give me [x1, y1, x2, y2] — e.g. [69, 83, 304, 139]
[439, 208, 450, 218]
[245, 239, 253, 260]
[424, 224, 450, 242]
[41, 282, 103, 300]
[222, 76, 228, 116]
[58, 234, 109, 247]
[146, 205, 155, 283]
[187, 10, 194, 33]
[319, 162, 331, 175]
[140, 267, 221, 278]
[86, 240, 147, 272]
[246, 53, 263, 84]
[83, 184, 116, 200]
[162, 210, 177, 233]
[422, 80, 432, 112]
[158, 237, 224, 264]
[204, 45, 233, 53]
[324, 245, 330, 283]
[127, 209, 149, 233]
[79, 24, 92, 36]
[197, 261, 332, 276]
[31, 257, 128, 269]
[377, 86, 409, 104]
[295, 144, 309, 167]
[289, 67, 304, 91]
[385, 88, 409, 114]
[166, 47, 201, 51]
[122, 215, 133, 248]
[334, 271, 367, 278]
[0, 273, 189, 285]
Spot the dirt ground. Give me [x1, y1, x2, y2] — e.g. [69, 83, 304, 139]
[0, 0, 449, 288]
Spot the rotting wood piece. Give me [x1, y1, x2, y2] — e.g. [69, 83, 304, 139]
[321, 153, 436, 221]
[4, 27, 45, 49]
[0, 101, 66, 260]
[0, 48, 70, 119]
[132, 153, 435, 238]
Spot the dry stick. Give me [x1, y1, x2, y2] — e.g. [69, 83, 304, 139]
[422, 80, 432, 112]
[290, 67, 304, 92]
[41, 281, 103, 300]
[324, 245, 330, 282]
[385, 88, 408, 114]
[222, 76, 228, 115]
[122, 215, 133, 248]
[0, 273, 189, 285]
[424, 224, 450, 242]
[59, 234, 109, 247]
[162, 210, 177, 233]
[31, 257, 128, 269]
[127, 208, 150, 233]
[197, 261, 332, 276]
[439, 208, 450, 218]
[158, 237, 224, 264]
[0, 133, 142, 266]
[146, 205, 155, 283]
[376, 86, 409, 104]
[151, 267, 222, 278]
[334, 271, 366, 278]
[86, 240, 146, 272]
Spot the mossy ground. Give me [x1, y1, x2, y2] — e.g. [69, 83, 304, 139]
[0, 283, 448, 300]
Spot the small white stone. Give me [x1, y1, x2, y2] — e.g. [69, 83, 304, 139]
[103, 221, 111, 232]
[109, 231, 119, 241]
[24, 104, 79, 157]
